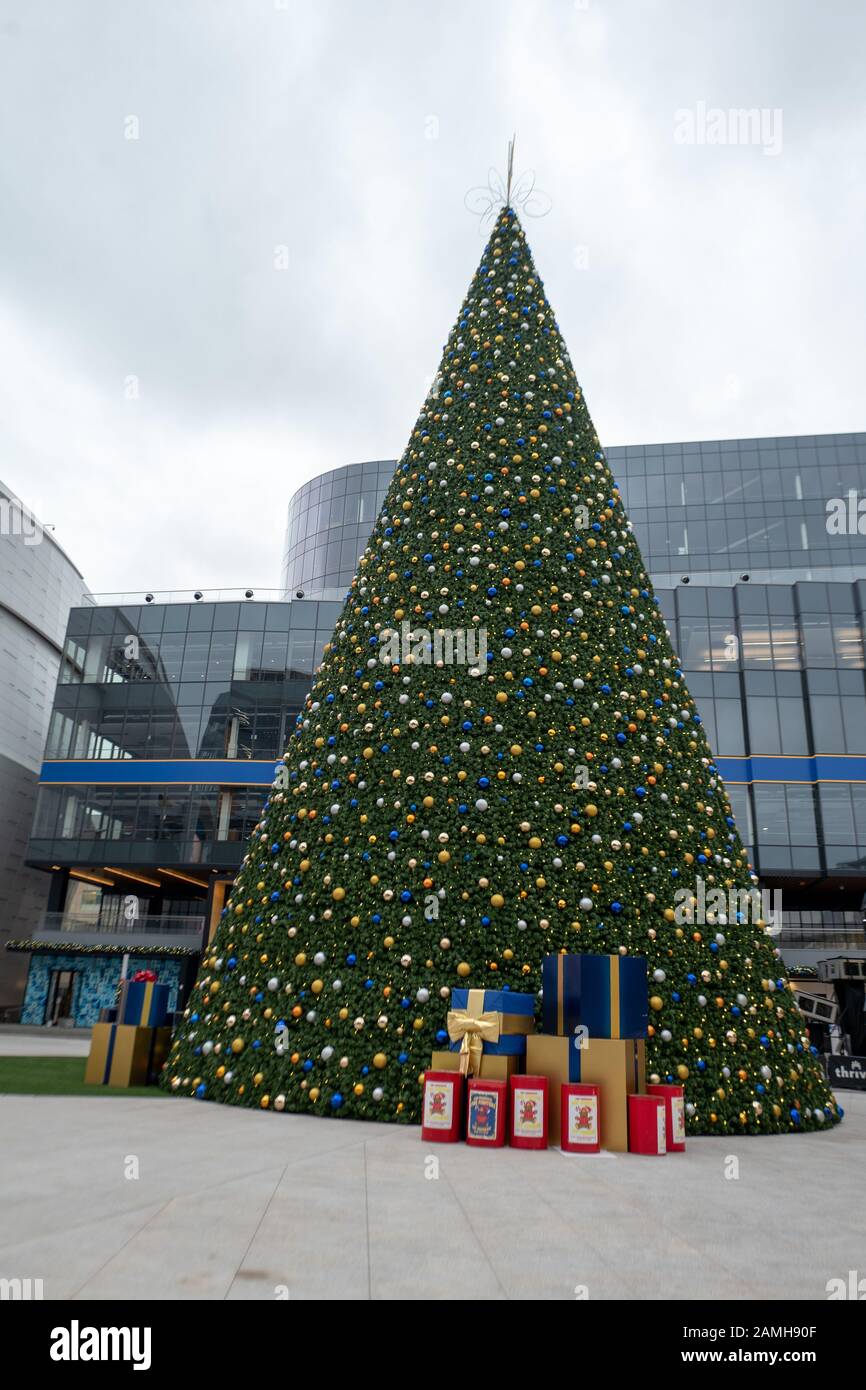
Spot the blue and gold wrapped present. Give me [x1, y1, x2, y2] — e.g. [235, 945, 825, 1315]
[447, 987, 536, 1076]
[542, 953, 648, 1040]
[526, 1033, 645, 1150]
[118, 980, 170, 1028]
[85, 1023, 172, 1087]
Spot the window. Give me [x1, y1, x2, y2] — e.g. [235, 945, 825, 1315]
[714, 700, 745, 755]
[746, 698, 780, 752]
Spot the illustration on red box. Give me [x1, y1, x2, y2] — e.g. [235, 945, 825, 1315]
[466, 1078, 507, 1146]
[561, 1083, 601, 1153]
[509, 1075, 549, 1149]
[421, 1071, 462, 1143]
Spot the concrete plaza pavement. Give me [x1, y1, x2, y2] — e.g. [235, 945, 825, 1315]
[0, 1087, 863, 1300]
[0, 1025, 91, 1057]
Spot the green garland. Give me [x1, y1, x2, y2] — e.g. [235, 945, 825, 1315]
[6, 940, 199, 958]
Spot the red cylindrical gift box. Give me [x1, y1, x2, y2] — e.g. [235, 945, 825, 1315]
[628, 1093, 667, 1155]
[646, 1083, 686, 1152]
[466, 1078, 507, 1147]
[509, 1074, 549, 1149]
[561, 1083, 601, 1153]
[421, 1070, 463, 1143]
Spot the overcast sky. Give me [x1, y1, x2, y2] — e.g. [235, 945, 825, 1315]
[1, 0, 864, 595]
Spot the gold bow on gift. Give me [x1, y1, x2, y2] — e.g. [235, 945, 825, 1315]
[446, 989, 501, 1076]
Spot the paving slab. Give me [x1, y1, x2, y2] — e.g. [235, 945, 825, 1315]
[0, 1091, 862, 1300]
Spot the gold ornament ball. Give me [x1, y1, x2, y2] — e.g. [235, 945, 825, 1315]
[231, 1037, 245, 1054]
[332, 886, 346, 901]
[457, 961, 471, 978]
[373, 1053, 387, 1069]
[649, 995, 664, 1011]
[677, 1064, 690, 1080]
[311, 979, 324, 994]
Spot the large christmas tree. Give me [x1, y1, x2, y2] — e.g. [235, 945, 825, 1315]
[164, 206, 839, 1135]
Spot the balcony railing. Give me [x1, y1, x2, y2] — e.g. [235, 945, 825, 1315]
[33, 912, 206, 949]
[81, 585, 348, 607]
[82, 588, 289, 607]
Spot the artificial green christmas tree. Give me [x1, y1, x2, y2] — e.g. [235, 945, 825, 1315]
[164, 206, 840, 1135]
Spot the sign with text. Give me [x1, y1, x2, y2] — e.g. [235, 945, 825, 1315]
[826, 1054, 866, 1090]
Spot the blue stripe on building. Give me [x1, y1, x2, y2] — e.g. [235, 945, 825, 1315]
[38, 755, 866, 787]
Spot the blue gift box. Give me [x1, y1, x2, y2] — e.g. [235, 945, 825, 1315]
[448, 987, 536, 1057]
[118, 980, 171, 1028]
[542, 954, 648, 1040]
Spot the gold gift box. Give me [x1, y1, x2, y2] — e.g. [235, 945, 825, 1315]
[428, 1049, 522, 1083]
[526, 1035, 645, 1151]
[85, 1023, 172, 1088]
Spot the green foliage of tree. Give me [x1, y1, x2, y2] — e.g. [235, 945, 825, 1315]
[163, 209, 839, 1136]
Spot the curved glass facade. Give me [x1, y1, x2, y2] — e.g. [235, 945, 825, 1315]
[612, 432, 866, 587]
[282, 433, 866, 601]
[0, 480, 89, 1007]
[282, 459, 396, 599]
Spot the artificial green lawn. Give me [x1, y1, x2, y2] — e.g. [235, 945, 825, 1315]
[0, 1055, 167, 1097]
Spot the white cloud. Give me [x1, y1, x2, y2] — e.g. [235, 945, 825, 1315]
[0, 0, 863, 590]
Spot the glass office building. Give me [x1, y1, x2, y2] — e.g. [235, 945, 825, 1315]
[14, 594, 341, 1026]
[11, 433, 866, 1026]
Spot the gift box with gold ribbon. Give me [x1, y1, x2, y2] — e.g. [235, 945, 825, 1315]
[526, 1033, 645, 1151]
[446, 987, 536, 1076]
[542, 953, 648, 1041]
[85, 1023, 172, 1088]
[117, 979, 171, 1028]
[429, 1049, 522, 1083]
